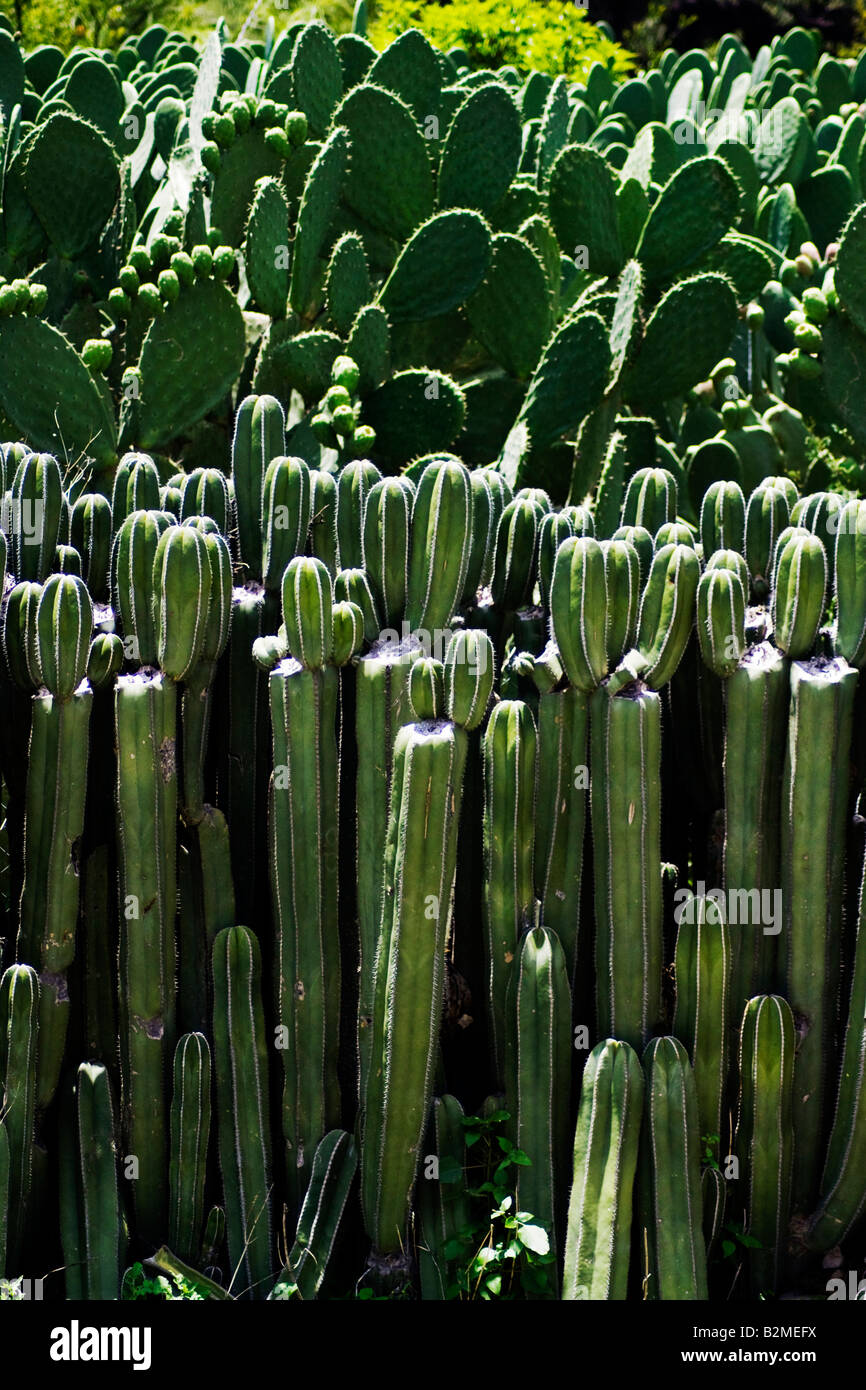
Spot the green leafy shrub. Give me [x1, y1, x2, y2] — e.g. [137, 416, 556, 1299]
[369, 0, 633, 80]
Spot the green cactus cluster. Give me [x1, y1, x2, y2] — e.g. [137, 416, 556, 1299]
[0, 14, 863, 506]
[2, 8, 866, 1309]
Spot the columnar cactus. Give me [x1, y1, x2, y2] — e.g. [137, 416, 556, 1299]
[354, 634, 420, 1101]
[269, 557, 343, 1212]
[673, 892, 732, 1150]
[482, 698, 537, 1086]
[417, 1095, 470, 1302]
[361, 636, 491, 1258]
[507, 925, 571, 1295]
[562, 1039, 644, 1301]
[59, 1062, 122, 1301]
[0, 964, 38, 1272]
[270, 1130, 358, 1300]
[114, 667, 177, 1244]
[639, 1036, 708, 1301]
[736, 995, 794, 1295]
[212, 925, 273, 1300]
[696, 561, 786, 1013]
[16, 573, 93, 1107]
[782, 656, 856, 1211]
[168, 1032, 212, 1265]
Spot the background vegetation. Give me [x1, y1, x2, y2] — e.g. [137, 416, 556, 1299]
[7, 0, 866, 61]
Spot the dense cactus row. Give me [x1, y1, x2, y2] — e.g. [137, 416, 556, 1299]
[0, 415, 862, 1301]
[2, 9, 866, 1303]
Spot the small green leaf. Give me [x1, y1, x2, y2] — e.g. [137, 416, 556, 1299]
[517, 1223, 550, 1255]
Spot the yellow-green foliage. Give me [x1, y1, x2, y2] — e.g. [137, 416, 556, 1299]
[369, 0, 633, 81]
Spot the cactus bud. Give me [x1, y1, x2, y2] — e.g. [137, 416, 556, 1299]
[771, 532, 827, 658]
[622, 467, 677, 535]
[697, 566, 746, 678]
[549, 537, 608, 693]
[834, 498, 866, 667]
[282, 556, 333, 669]
[636, 543, 700, 690]
[700, 480, 745, 558]
[409, 657, 444, 721]
[331, 599, 365, 665]
[444, 629, 495, 729]
[87, 631, 124, 689]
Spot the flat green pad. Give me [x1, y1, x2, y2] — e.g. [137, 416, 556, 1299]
[437, 83, 521, 215]
[0, 316, 116, 467]
[210, 126, 284, 248]
[378, 209, 490, 323]
[834, 203, 866, 336]
[636, 156, 740, 280]
[23, 112, 119, 258]
[290, 21, 343, 137]
[137, 277, 246, 449]
[361, 369, 465, 467]
[290, 127, 347, 318]
[548, 144, 623, 278]
[465, 232, 552, 380]
[627, 272, 738, 407]
[365, 29, 441, 124]
[516, 310, 611, 453]
[334, 84, 434, 243]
